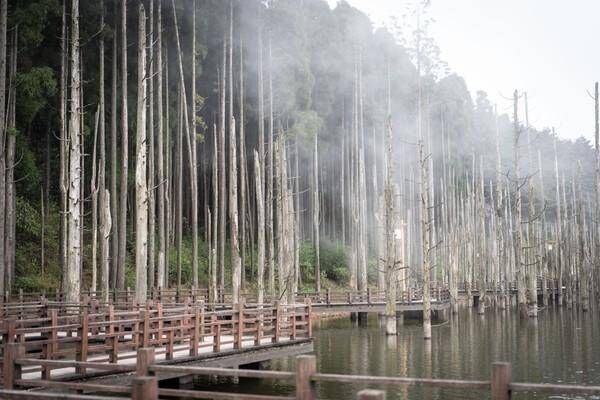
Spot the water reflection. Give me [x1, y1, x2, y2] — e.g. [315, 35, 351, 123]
[195, 307, 600, 399]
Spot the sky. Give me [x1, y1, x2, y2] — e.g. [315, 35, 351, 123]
[327, 0, 598, 142]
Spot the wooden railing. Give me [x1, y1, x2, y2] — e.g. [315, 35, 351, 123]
[1, 286, 452, 306]
[296, 286, 451, 306]
[0, 300, 312, 382]
[3, 349, 600, 399]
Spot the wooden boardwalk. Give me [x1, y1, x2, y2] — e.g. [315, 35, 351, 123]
[0, 301, 313, 384]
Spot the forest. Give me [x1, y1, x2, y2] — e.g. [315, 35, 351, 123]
[0, 0, 598, 327]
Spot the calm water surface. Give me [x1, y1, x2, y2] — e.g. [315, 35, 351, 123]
[196, 307, 600, 399]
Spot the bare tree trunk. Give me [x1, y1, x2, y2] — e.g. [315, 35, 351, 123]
[313, 132, 321, 292]
[0, 0, 7, 296]
[227, 2, 241, 304]
[239, 23, 247, 290]
[5, 30, 16, 293]
[513, 90, 527, 318]
[147, 0, 155, 290]
[219, 36, 226, 294]
[102, 189, 112, 302]
[91, 109, 100, 292]
[135, 4, 148, 304]
[255, 150, 265, 304]
[118, 0, 129, 290]
[110, 1, 119, 288]
[266, 38, 275, 297]
[230, 114, 241, 304]
[98, 0, 108, 298]
[384, 118, 398, 335]
[211, 125, 219, 303]
[156, 1, 166, 288]
[553, 135, 563, 306]
[190, 0, 198, 288]
[66, 0, 82, 303]
[176, 89, 183, 287]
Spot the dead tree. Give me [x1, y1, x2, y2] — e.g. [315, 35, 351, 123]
[134, 4, 148, 304]
[66, 0, 82, 303]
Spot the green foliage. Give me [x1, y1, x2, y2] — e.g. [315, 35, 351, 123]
[319, 240, 349, 283]
[16, 67, 57, 124]
[15, 197, 41, 240]
[11, 0, 60, 48]
[290, 110, 322, 140]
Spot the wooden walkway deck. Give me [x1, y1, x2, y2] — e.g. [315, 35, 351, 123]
[0, 301, 313, 384]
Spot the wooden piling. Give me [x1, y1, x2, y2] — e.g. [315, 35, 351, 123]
[136, 347, 156, 377]
[295, 355, 316, 400]
[3, 343, 25, 389]
[132, 376, 158, 400]
[491, 362, 511, 400]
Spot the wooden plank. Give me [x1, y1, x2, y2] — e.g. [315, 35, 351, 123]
[158, 388, 291, 400]
[149, 364, 295, 379]
[0, 390, 121, 400]
[311, 373, 490, 389]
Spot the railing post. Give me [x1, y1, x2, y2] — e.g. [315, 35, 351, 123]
[140, 310, 150, 347]
[235, 300, 245, 350]
[132, 376, 158, 400]
[136, 347, 156, 377]
[273, 301, 280, 343]
[367, 288, 372, 304]
[191, 307, 200, 356]
[357, 389, 386, 400]
[213, 315, 221, 353]
[326, 288, 331, 305]
[296, 355, 316, 400]
[491, 362, 512, 400]
[3, 343, 25, 389]
[76, 309, 89, 374]
[304, 298, 312, 338]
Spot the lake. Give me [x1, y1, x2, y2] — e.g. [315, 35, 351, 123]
[194, 306, 600, 399]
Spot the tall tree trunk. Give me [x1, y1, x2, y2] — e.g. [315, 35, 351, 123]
[266, 37, 274, 296]
[255, 150, 265, 305]
[5, 29, 16, 293]
[147, 0, 155, 290]
[513, 90, 527, 318]
[118, 0, 129, 290]
[227, 2, 241, 303]
[110, 0, 119, 288]
[0, 0, 7, 296]
[91, 109, 100, 292]
[239, 22, 247, 290]
[156, 1, 166, 288]
[98, 0, 108, 299]
[190, 0, 198, 289]
[384, 118, 397, 335]
[313, 132, 321, 292]
[135, 4, 148, 304]
[66, 0, 82, 303]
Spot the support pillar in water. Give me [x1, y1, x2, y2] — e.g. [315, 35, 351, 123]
[358, 312, 368, 326]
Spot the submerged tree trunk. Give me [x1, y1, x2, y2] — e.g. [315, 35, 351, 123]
[313, 132, 321, 293]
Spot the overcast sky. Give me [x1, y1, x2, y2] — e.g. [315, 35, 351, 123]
[327, 0, 598, 142]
